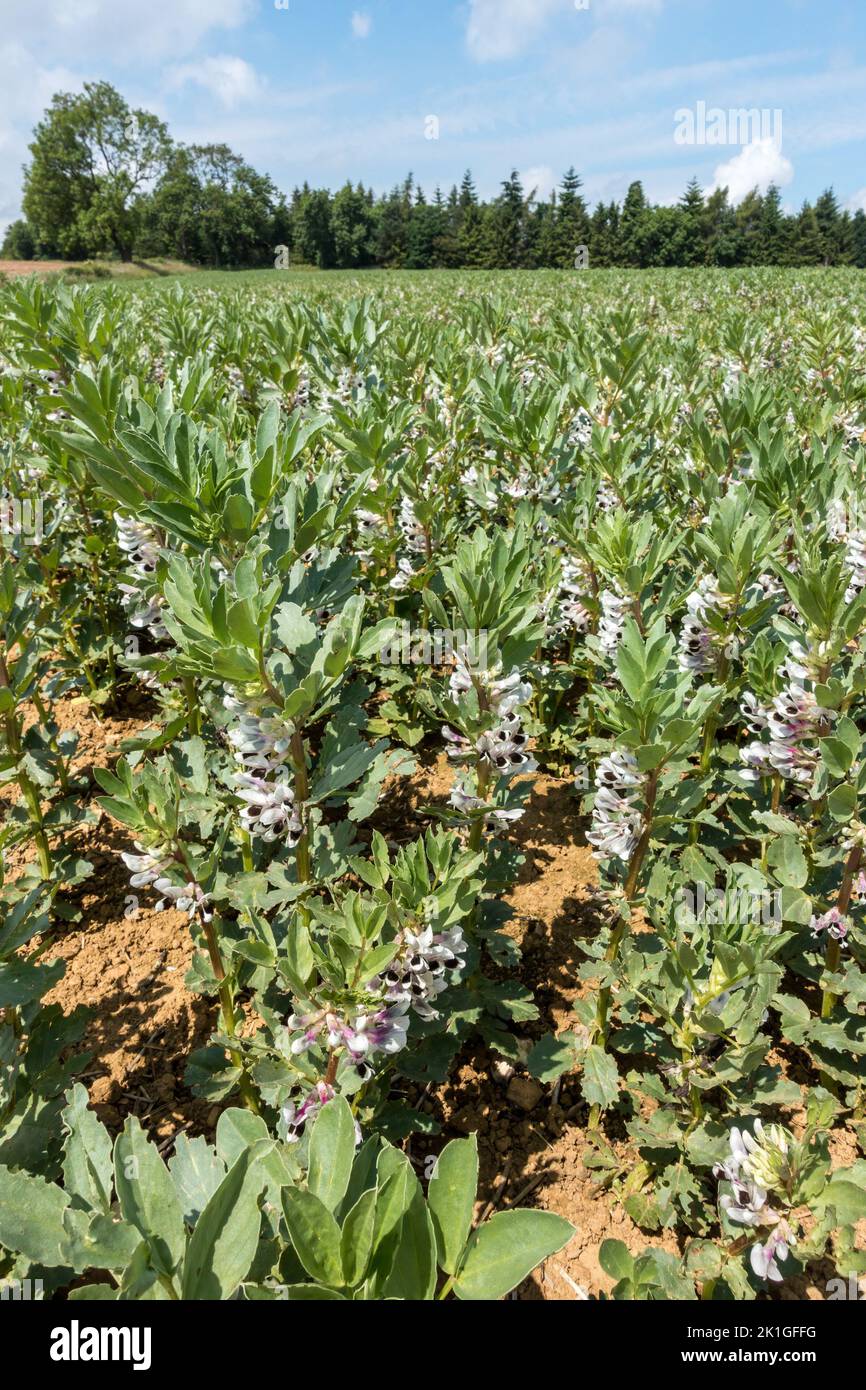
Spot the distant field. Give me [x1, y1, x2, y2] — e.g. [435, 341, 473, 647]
[0, 257, 196, 279]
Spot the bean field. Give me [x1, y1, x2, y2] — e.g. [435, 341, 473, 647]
[1, 266, 865, 1303]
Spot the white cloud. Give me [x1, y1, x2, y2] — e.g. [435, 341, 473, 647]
[847, 188, 866, 213]
[351, 11, 372, 40]
[0, 0, 255, 64]
[709, 137, 794, 204]
[167, 55, 261, 109]
[465, 0, 568, 63]
[464, 0, 664, 63]
[520, 165, 557, 201]
[0, 43, 87, 228]
[595, 0, 663, 10]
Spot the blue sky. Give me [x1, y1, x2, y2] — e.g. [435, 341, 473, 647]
[1, 0, 865, 231]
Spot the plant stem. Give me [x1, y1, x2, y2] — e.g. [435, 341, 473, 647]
[290, 729, 311, 904]
[821, 844, 861, 1021]
[240, 829, 254, 873]
[201, 913, 260, 1115]
[588, 769, 659, 1130]
[182, 676, 201, 736]
[468, 759, 491, 855]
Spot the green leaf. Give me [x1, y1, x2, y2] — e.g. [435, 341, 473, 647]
[821, 736, 855, 779]
[0, 1165, 71, 1265]
[181, 1148, 266, 1299]
[276, 1284, 347, 1300]
[526, 1033, 582, 1082]
[767, 835, 808, 888]
[599, 1238, 635, 1282]
[816, 1174, 866, 1227]
[581, 1045, 620, 1109]
[282, 1187, 344, 1287]
[114, 1117, 186, 1280]
[168, 1134, 226, 1224]
[340, 1187, 378, 1287]
[0, 956, 64, 1007]
[828, 782, 857, 822]
[382, 1188, 438, 1300]
[454, 1210, 574, 1300]
[274, 602, 317, 651]
[308, 1095, 356, 1212]
[427, 1135, 478, 1276]
[62, 1083, 113, 1215]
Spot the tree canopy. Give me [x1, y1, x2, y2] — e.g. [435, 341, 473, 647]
[5, 81, 865, 271]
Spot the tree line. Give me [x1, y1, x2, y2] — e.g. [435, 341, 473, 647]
[3, 81, 865, 271]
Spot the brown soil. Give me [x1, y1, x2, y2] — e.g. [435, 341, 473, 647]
[0, 259, 194, 279]
[0, 260, 73, 276]
[5, 708, 861, 1298]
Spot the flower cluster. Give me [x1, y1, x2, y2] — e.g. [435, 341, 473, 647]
[289, 1002, 409, 1066]
[285, 919, 466, 1091]
[223, 691, 303, 845]
[378, 920, 467, 1022]
[739, 680, 834, 787]
[713, 1122, 797, 1283]
[280, 1081, 336, 1143]
[443, 647, 536, 827]
[585, 750, 645, 862]
[114, 513, 168, 643]
[389, 496, 430, 591]
[553, 556, 593, 638]
[677, 576, 735, 675]
[598, 587, 630, 660]
[448, 784, 523, 826]
[120, 841, 213, 922]
[355, 507, 386, 561]
[810, 906, 849, 947]
[826, 498, 866, 601]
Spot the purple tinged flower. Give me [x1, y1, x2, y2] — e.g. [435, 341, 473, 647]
[750, 1223, 793, 1283]
[281, 1082, 335, 1142]
[233, 771, 303, 845]
[810, 907, 849, 945]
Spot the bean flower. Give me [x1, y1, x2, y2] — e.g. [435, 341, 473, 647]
[713, 1121, 798, 1283]
[585, 750, 645, 862]
[739, 679, 835, 787]
[223, 691, 303, 845]
[810, 907, 849, 946]
[289, 1002, 409, 1063]
[280, 1081, 336, 1142]
[443, 645, 536, 831]
[677, 576, 734, 675]
[553, 556, 593, 638]
[378, 920, 468, 1022]
[597, 588, 630, 660]
[120, 843, 213, 922]
[114, 513, 169, 643]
